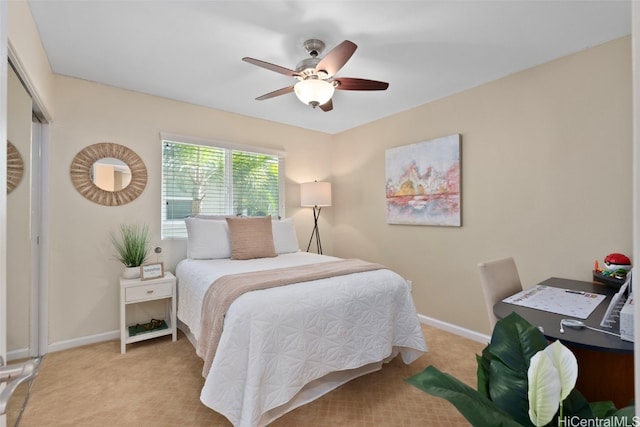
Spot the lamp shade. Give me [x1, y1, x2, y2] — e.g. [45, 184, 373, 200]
[300, 181, 332, 207]
[294, 79, 335, 107]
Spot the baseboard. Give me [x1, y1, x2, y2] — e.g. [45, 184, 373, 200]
[7, 347, 30, 362]
[47, 330, 120, 354]
[42, 317, 489, 355]
[418, 313, 490, 344]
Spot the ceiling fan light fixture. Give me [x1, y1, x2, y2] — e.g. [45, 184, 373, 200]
[294, 78, 335, 108]
[244, 39, 388, 111]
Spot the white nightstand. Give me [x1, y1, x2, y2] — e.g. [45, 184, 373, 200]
[120, 271, 177, 354]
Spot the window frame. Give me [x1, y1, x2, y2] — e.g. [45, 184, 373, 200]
[160, 132, 286, 240]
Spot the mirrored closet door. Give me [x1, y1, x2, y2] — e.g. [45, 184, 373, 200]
[6, 62, 43, 425]
[7, 63, 37, 360]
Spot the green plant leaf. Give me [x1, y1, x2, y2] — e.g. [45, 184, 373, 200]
[484, 313, 548, 426]
[490, 312, 548, 374]
[601, 405, 636, 425]
[589, 400, 617, 418]
[489, 357, 534, 426]
[528, 350, 562, 426]
[111, 223, 151, 267]
[562, 388, 594, 420]
[405, 366, 521, 427]
[476, 345, 491, 399]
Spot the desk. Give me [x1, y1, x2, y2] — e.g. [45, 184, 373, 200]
[494, 277, 633, 408]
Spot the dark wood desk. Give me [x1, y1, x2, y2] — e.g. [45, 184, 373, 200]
[494, 277, 634, 408]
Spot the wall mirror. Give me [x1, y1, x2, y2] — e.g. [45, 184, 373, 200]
[70, 142, 147, 206]
[91, 157, 132, 192]
[7, 140, 24, 194]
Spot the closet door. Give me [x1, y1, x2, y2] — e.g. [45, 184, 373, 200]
[4, 62, 43, 427]
[6, 66, 33, 361]
[0, 3, 8, 426]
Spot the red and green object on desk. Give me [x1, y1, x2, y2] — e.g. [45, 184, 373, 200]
[593, 252, 632, 289]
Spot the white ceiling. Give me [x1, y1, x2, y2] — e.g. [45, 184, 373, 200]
[27, 1, 631, 135]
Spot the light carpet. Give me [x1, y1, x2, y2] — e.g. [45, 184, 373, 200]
[13, 324, 484, 427]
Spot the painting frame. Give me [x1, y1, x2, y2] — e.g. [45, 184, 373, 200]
[140, 262, 165, 281]
[385, 134, 461, 226]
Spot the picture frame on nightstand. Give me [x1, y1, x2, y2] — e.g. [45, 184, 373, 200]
[140, 262, 164, 280]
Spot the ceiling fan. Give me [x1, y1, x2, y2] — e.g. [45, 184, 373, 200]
[242, 39, 389, 112]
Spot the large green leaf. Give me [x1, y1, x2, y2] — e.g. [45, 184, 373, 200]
[589, 401, 617, 418]
[562, 388, 594, 421]
[601, 405, 636, 425]
[490, 312, 548, 373]
[489, 357, 534, 426]
[476, 345, 491, 399]
[406, 366, 521, 427]
[484, 313, 548, 426]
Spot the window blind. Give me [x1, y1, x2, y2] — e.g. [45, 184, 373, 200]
[161, 138, 283, 239]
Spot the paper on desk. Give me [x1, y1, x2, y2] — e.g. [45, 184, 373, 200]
[503, 285, 606, 319]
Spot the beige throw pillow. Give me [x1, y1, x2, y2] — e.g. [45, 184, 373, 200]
[226, 216, 277, 260]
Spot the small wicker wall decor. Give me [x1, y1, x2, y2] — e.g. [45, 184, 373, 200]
[70, 142, 147, 206]
[7, 141, 24, 194]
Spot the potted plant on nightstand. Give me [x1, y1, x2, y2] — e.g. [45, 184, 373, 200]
[111, 223, 151, 279]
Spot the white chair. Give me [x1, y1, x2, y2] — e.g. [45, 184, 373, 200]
[477, 257, 523, 330]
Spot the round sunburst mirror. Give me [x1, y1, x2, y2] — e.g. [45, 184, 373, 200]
[70, 142, 147, 206]
[7, 141, 24, 194]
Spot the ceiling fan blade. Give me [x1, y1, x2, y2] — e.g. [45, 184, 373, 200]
[255, 86, 294, 101]
[316, 40, 357, 76]
[242, 57, 299, 77]
[334, 77, 389, 91]
[319, 99, 333, 112]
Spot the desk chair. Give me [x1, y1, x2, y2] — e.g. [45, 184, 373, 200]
[477, 257, 523, 330]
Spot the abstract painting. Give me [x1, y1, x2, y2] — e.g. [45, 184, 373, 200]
[385, 134, 461, 226]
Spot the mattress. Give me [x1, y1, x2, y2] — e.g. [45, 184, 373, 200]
[176, 252, 427, 426]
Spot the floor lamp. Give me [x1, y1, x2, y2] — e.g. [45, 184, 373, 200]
[300, 181, 332, 254]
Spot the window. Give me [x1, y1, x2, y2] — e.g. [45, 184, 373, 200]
[161, 134, 285, 239]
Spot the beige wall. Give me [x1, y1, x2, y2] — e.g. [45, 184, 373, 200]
[332, 36, 632, 335]
[7, 0, 55, 118]
[47, 75, 333, 343]
[6, 1, 633, 344]
[7, 0, 334, 346]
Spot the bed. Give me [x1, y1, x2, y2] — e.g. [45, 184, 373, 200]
[175, 216, 427, 427]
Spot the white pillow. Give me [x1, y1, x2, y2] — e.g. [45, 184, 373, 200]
[185, 217, 231, 259]
[272, 218, 300, 254]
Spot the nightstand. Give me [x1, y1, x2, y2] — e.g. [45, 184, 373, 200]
[120, 272, 177, 354]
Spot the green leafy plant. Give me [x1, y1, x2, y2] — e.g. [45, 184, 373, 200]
[110, 224, 151, 267]
[406, 312, 634, 426]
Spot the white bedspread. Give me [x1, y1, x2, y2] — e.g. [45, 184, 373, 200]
[176, 252, 427, 427]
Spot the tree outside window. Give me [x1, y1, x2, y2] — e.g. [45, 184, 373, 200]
[161, 140, 282, 238]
